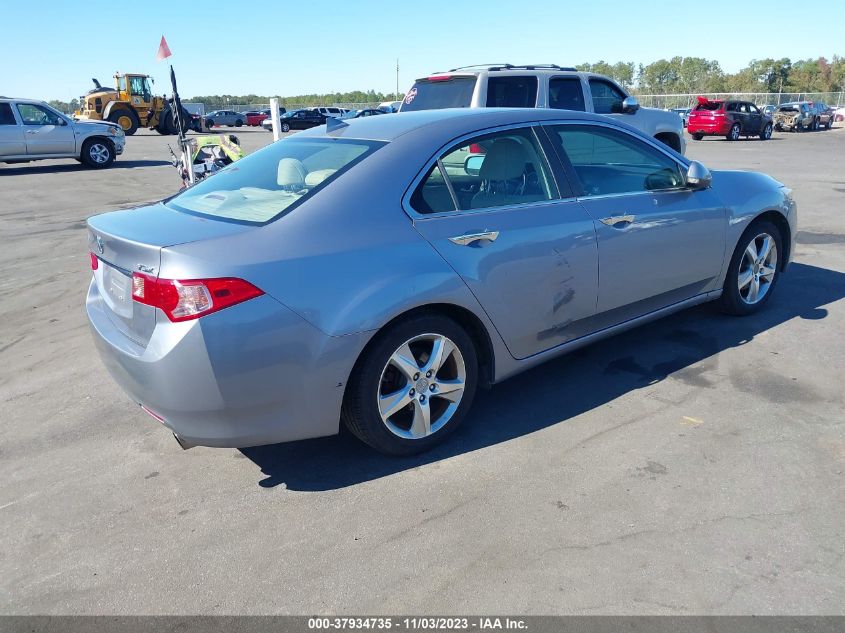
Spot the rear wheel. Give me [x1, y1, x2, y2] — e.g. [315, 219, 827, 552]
[720, 220, 782, 316]
[760, 122, 773, 140]
[825, 117, 832, 130]
[281, 122, 290, 133]
[107, 108, 138, 135]
[342, 315, 478, 456]
[80, 138, 115, 168]
[726, 123, 741, 141]
[235, 119, 243, 127]
[692, 132, 704, 141]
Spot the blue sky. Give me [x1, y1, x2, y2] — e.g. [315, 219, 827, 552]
[3, 0, 841, 100]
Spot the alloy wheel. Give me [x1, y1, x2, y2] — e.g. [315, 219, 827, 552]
[729, 124, 740, 141]
[738, 233, 778, 305]
[89, 144, 110, 164]
[377, 333, 466, 440]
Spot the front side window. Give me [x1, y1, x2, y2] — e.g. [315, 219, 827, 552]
[16, 103, 64, 126]
[411, 127, 557, 214]
[549, 77, 586, 112]
[486, 76, 538, 108]
[546, 124, 684, 197]
[0, 103, 16, 125]
[588, 79, 626, 114]
[167, 137, 384, 224]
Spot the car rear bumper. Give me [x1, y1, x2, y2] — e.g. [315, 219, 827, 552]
[687, 120, 731, 135]
[87, 278, 366, 448]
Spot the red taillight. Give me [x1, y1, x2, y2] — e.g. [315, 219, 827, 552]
[468, 143, 486, 154]
[90, 253, 99, 270]
[427, 75, 452, 82]
[131, 273, 263, 322]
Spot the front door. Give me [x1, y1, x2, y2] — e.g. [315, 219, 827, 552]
[409, 125, 599, 359]
[543, 123, 726, 324]
[745, 103, 763, 134]
[0, 102, 26, 157]
[15, 103, 75, 155]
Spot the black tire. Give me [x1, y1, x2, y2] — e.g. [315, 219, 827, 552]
[235, 119, 243, 127]
[726, 123, 741, 141]
[107, 108, 138, 136]
[719, 219, 783, 316]
[759, 122, 773, 140]
[342, 314, 479, 456]
[692, 132, 704, 141]
[281, 122, 290, 133]
[80, 138, 115, 168]
[825, 118, 832, 130]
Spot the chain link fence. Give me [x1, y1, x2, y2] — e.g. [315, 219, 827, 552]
[635, 92, 845, 109]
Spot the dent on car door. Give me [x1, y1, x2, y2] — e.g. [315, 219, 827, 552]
[0, 102, 26, 157]
[543, 123, 726, 327]
[409, 125, 599, 360]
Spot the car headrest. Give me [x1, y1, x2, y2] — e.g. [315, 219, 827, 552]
[304, 169, 337, 187]
[479, 138, 528, 181]
[277, 158, 307, 188]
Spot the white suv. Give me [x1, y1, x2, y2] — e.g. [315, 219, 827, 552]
[1, 97, 125, 167]
[399, 64, 686, 154]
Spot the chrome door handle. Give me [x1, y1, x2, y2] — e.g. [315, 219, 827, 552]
[26, 130, 38, 134]
[448, 230, 500, 246]
[599, 214, 635, 227]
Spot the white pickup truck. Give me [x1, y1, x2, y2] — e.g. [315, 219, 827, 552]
[0, 97, 125, 168]
[399, 64, 686, 155]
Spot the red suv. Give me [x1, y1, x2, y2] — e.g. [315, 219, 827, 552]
[688, 97, 773, 141]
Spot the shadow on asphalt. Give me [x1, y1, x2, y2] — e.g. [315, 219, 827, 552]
[241, 262, 845, 491]
[0, 159, 170, 174]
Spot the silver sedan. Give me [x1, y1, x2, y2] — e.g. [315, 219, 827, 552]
[86, 108, 797, 455]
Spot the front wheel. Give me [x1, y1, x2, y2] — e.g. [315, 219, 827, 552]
[720, 220, 782, 316]
[342, 315, 478, 455]
[760, 123, 773, 140]
[726, 123, 741, 141]
[80, 139, 115, 168]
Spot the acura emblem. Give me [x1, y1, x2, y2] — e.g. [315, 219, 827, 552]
[95, 236, 105, 255]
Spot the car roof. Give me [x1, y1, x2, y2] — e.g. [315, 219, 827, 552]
[0, 97, 48, 105]
[296, 107, 641, 143]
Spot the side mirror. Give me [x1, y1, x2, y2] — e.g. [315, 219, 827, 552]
[622, 96, 640, 114]
[465, 154, 485, 177]
[686, 160, 712, 190]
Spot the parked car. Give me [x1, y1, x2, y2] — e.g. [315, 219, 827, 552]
[761, 104, 777, 117]
[687, 97, 773, 141]
[309, 106, 348, 118]
[244, 111, 265, 126]
[670, 107, 691, 127]
[261, 108, 327, 133]
[773, 102, 815, 132]
[343, 108, 388, 119]
[205, 110, 245, 128]
[399, 63, 686, 153]
[86, 108, 796, 454]
[833, 106, 845, 123]
[1, 97, 124, 168]
[378, 100, 402, 113]
[809, 102, 835, 129]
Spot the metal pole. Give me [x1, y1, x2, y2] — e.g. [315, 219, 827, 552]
[396, 59, 400, 101]
[270, 97, 281, 142]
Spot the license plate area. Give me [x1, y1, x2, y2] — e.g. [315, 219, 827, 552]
[97, 262, 133, 319]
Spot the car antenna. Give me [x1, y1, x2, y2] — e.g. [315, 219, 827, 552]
[325, 116, 348, 134]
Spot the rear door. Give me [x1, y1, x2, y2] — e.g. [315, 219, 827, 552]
[408, 125, 599, 359]
[544, 122, 726, 323]
[15, 103, 75, 155]
[0, 102, 26, 157]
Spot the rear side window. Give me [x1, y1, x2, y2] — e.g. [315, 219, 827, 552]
[167, 137, 384, 224]
[0, 103, 16, 125]
[549, 77, 586, 112]
[588, 79, 626, 114]
[400, 77, 477, 112]
[486, 76, 538, 108]
[726, 102, 738, 112]
[411, 126, 558, 214]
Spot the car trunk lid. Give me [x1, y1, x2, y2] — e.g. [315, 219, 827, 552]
[87, 202, 254, 347]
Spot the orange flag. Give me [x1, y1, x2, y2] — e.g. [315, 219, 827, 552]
[156, 36, 172, 61]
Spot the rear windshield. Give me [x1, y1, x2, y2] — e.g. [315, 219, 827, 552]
[166, 137, 384, 224]
[401, 77, 477, 112]
[778, 105, 799, 113]
[694, 101, 724, 111]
